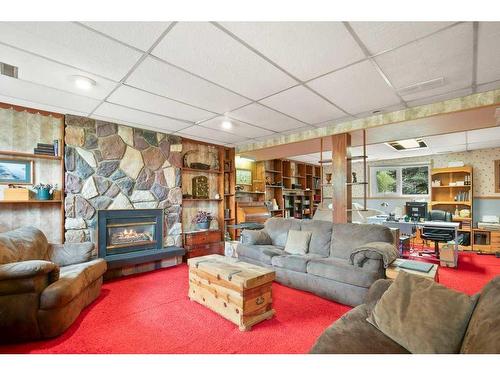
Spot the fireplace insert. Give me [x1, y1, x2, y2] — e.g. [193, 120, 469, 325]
[98, 209, 184, 268]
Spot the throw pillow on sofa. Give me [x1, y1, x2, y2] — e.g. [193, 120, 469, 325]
[367, 271, 477, 354]
[284, 230, 312, 255]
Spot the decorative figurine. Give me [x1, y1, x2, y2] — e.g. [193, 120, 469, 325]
[352, 172, 357, 183]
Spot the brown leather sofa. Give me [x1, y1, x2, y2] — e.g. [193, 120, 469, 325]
[0, 226, 107, 343]
[310, 276, 500, 354]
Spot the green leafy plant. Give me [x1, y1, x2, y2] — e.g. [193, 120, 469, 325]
[376, 170, 396, 193]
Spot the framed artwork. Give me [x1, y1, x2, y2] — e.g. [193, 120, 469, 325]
[0, 159, 33, 185]
[495, 160, 500, 193]
[236, 169, 252, 186]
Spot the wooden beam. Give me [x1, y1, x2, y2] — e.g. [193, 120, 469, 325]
[331, 133, 352, 224]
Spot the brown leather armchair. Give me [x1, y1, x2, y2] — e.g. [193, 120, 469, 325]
[0, 227, 107, 343]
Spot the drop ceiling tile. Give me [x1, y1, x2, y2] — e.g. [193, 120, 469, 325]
[308, 60, 401, 115]
[406, 87, 472, 107]
[259, 85, 345, 124]
[0, 75, 100, 114]
[375, 23, 473, 101]
[227, 103, 306, 132]
[476, 80, 500, 93]
[350, 22, 455, 55]
[0, 43, 117, 100]
[477, 22, 500, 85]
[152, 22, 296, 99]
[177, 125, 249, 144]
[467, 127, 500, 143]
[423, 132, 467, 148]
[200, 116, 274, 138]
[126, 57, 250, 114]
[0, 22, 142, 81]
[177, 134, 227, 146]
[220, 22, 365, 81]
[107, 85, 214, 122]
[81, 22, 171, 51]
[467, 139, 500, 150]
[93, 102, 189, 132]
[0, 94, 89, 117]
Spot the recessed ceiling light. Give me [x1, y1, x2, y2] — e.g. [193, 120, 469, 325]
[72, 75, 96, 90]
[221, 119, 232, 130]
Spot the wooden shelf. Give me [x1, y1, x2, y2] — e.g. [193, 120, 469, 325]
[182, 198, 223, 202]
[265, 169, 282, 173]
[224, 218, 235, 221]
[0, 150, 61, 160]
[224, 193, 234, 196]
[432, 185, 471, 188]
[0, 199, 62, 204]
[235, 191, 265, 194]
[265, 185, 283, 188]
[346, 182, 368, 185]
[182, 167, 222, 174]
[431, 201, 471, 205]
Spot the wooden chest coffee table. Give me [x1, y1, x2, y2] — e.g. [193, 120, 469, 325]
[187, 254, 275, 331]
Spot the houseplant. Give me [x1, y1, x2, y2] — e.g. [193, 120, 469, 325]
[192, 210, 212, 230]
[32, 183, 57, 200]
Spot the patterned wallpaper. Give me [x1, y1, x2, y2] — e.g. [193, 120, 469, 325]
[347, 147, 500, 198]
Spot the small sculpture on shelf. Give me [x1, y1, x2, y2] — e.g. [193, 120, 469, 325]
[265, 176, 272, 185]
[325, 173, 332, 184]
[352, 172, 357, 183]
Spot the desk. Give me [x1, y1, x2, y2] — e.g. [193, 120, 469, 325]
[373, 219, 459, 264]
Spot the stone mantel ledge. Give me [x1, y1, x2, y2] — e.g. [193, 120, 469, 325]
[236, 89, 500, 153]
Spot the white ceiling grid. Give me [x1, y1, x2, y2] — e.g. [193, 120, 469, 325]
[0, 21, 498, 145]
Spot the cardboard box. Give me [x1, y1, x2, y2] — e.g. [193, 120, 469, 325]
[3, 188, 31, 201]
[440, 244, 457, 268]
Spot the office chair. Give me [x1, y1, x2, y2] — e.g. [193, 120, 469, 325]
[419, 210, 454, 259]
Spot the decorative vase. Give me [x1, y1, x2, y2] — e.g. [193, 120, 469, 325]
[36, 188, 51, 200]
[325, 173, 332, 184]
[196, 221, 210, 230]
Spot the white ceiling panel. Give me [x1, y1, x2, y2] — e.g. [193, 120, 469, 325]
[350, 22, 455, 55]
[375, 23, 473, 101]
[126, 57, 250, 114]
[0, 75, 100, 114]
[228, 103, 306, 132]
[260, 85, 346, 124]
[466, 127, 500, 143]
[220, 22, 365, 81]
[81, 22, 171, 51]
[308, 60, 401, 115]
[0, 43, 117, 100]
[467, 139, 500, 150]
[406, 88, 473, 108]
[0, 22, 142, 81]
[93, 102, 189, 132]
[200, 116, 274, 138]
[477, 80, 500, 94]
[152, 22, 296, 99]
[177, 125, 248, 144]
[477, 22, 500, 85]
[423, 132, 467, 148]
[0, 94, 89, 118]
[107, 85, 214, 122]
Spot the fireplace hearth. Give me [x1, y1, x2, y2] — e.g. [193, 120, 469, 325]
[98, 209, 184, 269]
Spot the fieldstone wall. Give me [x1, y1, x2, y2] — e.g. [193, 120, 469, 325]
[63, 115, 183, 250]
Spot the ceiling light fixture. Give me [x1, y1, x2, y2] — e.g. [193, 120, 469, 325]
[72, 75, 96, 91]
[386, 138, 428, 151]
[221, 119, 232, 130]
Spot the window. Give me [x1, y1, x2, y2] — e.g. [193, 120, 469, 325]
[370, 165, 429, 197]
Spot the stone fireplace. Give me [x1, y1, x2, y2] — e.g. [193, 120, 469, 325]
[63, 114, 185, 278]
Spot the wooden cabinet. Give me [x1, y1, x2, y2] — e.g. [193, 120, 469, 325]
[183, 230, 224, 260]
[472, 229, 500, 254]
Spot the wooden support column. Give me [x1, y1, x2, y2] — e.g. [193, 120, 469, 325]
[331, 133, 352, 224]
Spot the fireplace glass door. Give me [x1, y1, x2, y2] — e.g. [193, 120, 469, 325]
[106, 222, 157, 255]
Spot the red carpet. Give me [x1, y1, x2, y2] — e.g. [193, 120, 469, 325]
[1, 252, 498, 354]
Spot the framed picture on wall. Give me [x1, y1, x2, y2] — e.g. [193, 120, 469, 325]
[236, 169, 252, 186]
[495, 160, 500, 193]
[0, 159, 34, 185]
